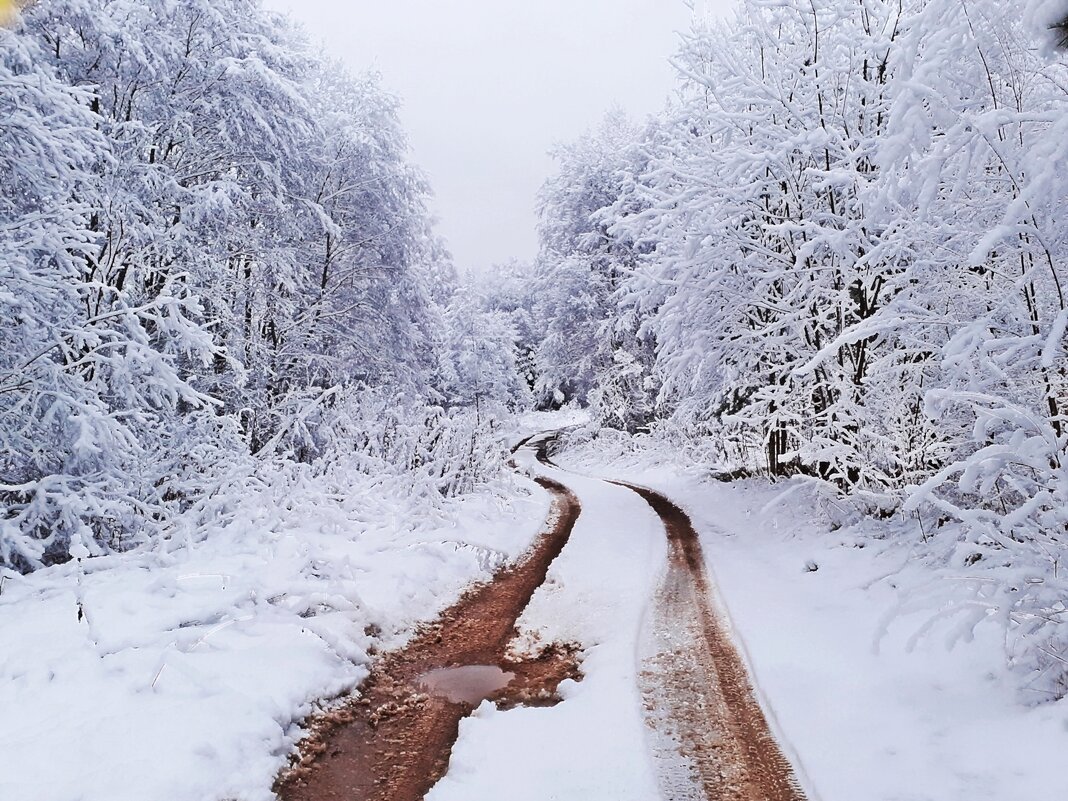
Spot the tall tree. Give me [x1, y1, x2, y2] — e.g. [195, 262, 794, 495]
[533, 111, 659, 431]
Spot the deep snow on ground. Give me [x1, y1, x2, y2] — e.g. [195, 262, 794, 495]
[8, 411, 1066, 801]
[556, 431, 1068, 801]
[0, 462, 549, 801]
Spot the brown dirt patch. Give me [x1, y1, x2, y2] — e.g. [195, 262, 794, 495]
[617, 482, 807, 801]
[497, 640, 582, 709]
[274, 475, 581, 801]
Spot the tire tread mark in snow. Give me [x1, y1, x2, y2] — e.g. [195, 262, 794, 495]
[615, 481, 807, 801]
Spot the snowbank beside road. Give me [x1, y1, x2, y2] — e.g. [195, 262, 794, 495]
[0, 466, 548, 801]
[557, 435, 1068, 801]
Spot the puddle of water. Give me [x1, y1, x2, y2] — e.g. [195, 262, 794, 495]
[416, 665, 515, 706]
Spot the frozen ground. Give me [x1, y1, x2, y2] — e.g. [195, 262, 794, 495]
[555, 432, 1068, 801]
[0, 462, 549, 801]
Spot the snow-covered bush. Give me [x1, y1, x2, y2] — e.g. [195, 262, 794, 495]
[311, 391, 515, 500]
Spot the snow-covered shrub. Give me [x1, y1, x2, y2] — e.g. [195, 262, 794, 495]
[315, 391, 515, 500]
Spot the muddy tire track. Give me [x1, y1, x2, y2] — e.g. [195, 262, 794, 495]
[536, 436, 805, 800]
[274, 475, 581, 801]
[618, 482, 807, 801]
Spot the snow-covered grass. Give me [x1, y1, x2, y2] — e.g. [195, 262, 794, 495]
[0, 459, 549, 801]
[556, 430, 1068, 801]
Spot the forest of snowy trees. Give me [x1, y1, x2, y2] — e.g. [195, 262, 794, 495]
[5, 0, 1068, 700]
[525, 0, 1068, 694]
[0, 0, 527, 572]
[11, 3, 1068, 799]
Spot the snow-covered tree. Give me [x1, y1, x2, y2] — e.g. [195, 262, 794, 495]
[531, 0, 1068, 695]
[1, 0, 468, 570]
[0, 20, 231, 569]
[440, 275, 532, 417]
[871, 0, 1068, 696]
[532, 111, 660, 431]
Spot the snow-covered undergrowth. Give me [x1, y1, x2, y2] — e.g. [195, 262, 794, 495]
[553, 429, 1068, 800]
[0, 449, 548, 801]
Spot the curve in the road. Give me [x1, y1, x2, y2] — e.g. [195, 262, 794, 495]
[275, 473, 581, 801]
[277, 433, 806, 801]
[535, 436, 806, 801]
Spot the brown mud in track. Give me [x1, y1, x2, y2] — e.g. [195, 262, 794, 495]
[274, 474, 581, 801]
[616, 481, 807, 801]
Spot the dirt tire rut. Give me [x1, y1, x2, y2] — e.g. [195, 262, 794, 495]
[620, 482, 807, 801]
[274, 475, 581, 801]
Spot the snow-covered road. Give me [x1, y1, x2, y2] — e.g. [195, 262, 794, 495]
[427, 435, 667, 799]
[555, 431, 1068, 801]
[428, 434, 806, 801]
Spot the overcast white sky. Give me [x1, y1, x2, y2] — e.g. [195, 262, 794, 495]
[265, 0, 733, 272]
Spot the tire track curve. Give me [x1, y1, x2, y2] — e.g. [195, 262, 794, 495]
[618, 481, 807, 801]
[274, 472, 581, 801]
[533, 435, 806, 801]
